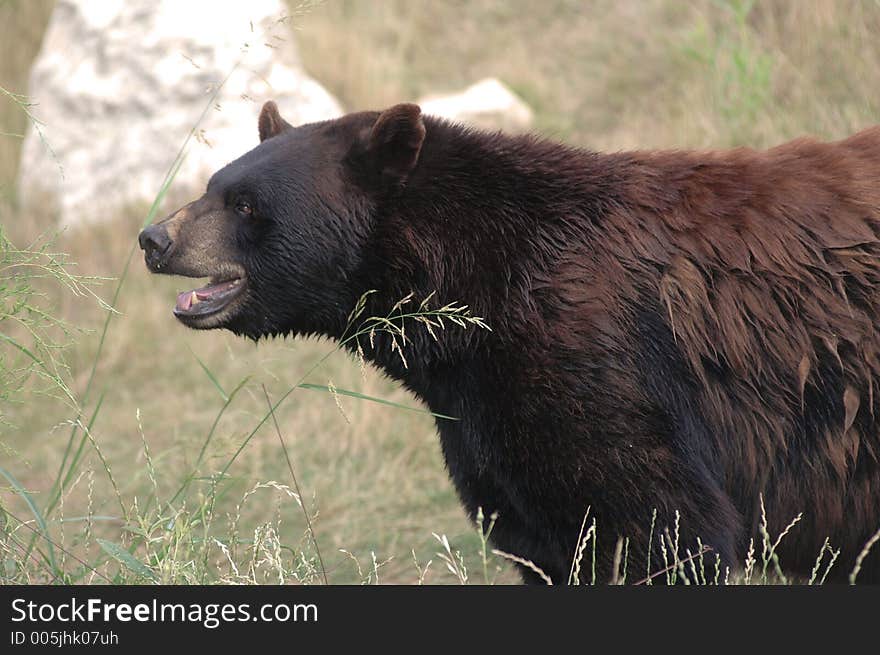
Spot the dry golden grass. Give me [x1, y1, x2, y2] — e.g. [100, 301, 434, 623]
[2, 0, 880, 584]
[296, 0, 880, 149]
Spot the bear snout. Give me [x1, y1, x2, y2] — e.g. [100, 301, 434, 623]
[139, 223, 174, 272]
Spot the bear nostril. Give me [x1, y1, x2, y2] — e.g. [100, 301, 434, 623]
[138, 225, 173, 260]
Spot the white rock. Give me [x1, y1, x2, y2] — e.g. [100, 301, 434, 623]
[18, 0, 343, 226]
[418, 78, 533, 132]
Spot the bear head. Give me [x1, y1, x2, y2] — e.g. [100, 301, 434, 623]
[138, 101, 426, 340]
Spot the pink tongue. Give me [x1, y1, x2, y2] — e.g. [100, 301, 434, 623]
[176, 290, 195, 311]
[176, 280, 237, 311]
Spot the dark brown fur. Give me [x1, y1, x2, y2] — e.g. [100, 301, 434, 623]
[594, 132, 880, 574]
[568, 131, 880, 579]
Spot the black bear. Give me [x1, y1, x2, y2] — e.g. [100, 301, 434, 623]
[140, 101, 880, 584]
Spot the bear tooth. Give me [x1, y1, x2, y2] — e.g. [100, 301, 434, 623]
[190, 291, 200, 305]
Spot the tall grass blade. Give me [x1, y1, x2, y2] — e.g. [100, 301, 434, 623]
[297, 382, 458, 420]
[189, 346, 228, 401]
[165, 376, 250, 510]
[96, 539, 158, 582]
[0, 465, 58, 574]
[262, 384, 328, 585]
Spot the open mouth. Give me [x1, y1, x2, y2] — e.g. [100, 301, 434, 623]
[172, 277, 246, 319]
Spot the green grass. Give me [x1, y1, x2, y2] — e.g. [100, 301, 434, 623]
[2, 0, 880, 584]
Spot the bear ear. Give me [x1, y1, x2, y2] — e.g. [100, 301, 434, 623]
[366, 103, 426, 180]
[258, 101, 292, 142]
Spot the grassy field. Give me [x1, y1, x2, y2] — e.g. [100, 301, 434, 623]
[1, 0, 880, 584]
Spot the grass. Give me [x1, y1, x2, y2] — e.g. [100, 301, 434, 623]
[0, 0, 53, 200]
[2, 0, 880, 584]
[294, 0, 880, 150]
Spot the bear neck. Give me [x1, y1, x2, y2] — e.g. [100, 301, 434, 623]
[349, 119, 624, 419]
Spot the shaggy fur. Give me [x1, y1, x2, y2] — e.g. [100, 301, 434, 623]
[141, 102, 880, 583]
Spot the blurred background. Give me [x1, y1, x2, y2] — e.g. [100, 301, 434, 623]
[1, 0, 879, 584]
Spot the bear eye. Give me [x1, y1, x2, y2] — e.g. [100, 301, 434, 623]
[235, 199, 254, 217]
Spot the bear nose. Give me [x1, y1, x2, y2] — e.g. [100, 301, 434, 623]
[138, 224, 173, 271]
